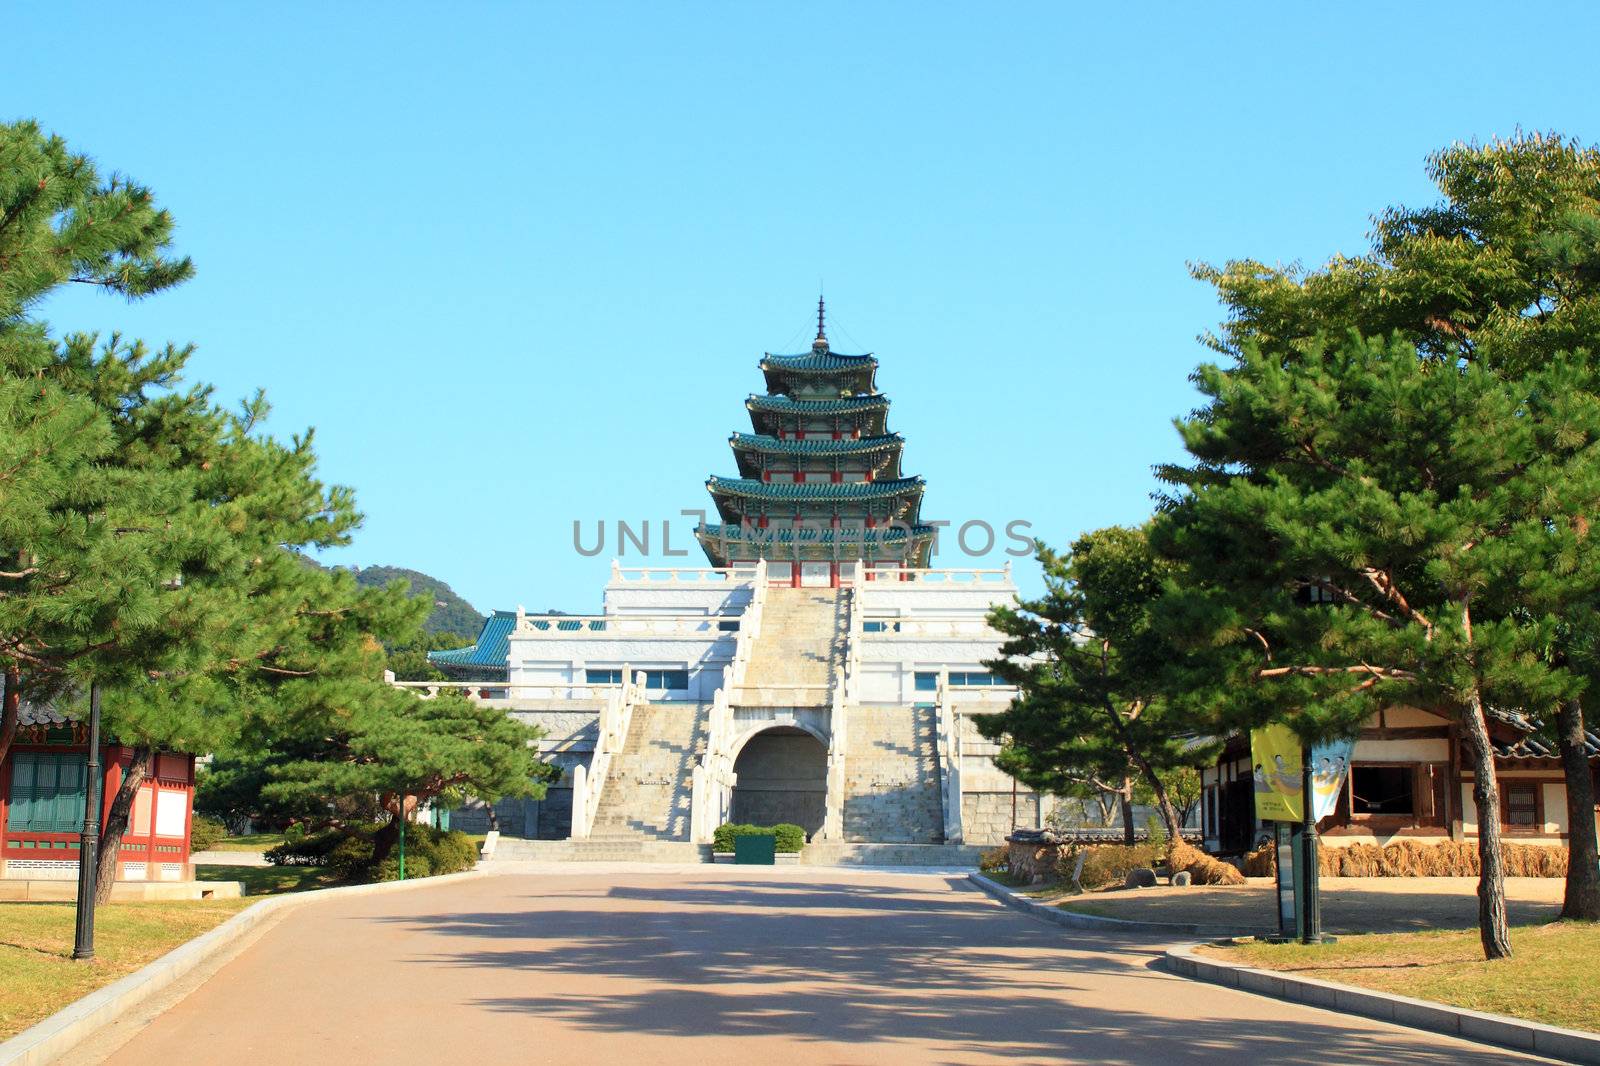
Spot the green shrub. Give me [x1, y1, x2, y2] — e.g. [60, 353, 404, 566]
[712, 822, 807, 853]
[712, 823, 760, 852]
[267, 827, 345, 867]
[410, 826, 478, 874]
[375, 853, 432, 881]
[264, 823, 476, 880]
[772, 824, 805, 853]
[978, 846, 1008, 874]
[283, 822, 307, 843]
[1061, 843, 1162, 890]
[189, 815, 227, 852]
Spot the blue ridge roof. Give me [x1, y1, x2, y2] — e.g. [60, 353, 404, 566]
[706, 475, 924, 502]
[760, 351, 876, 372]
[729, 432, 903, 457]
[746, 394, 888, 415]
[697, 523, 935, 545]
[427, 610, 512, 671]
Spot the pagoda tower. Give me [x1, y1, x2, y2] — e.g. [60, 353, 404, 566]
[696, 300, 934, 586]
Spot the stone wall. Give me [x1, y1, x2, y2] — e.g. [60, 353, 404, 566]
[963, 790, 1042, 846]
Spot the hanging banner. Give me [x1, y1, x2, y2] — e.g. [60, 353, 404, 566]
[1250, 724, 1304, 821]
[1309, 738, 1354, 821]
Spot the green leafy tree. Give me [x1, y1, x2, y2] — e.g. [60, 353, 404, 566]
[1157, 332, 1600, 959]
[977, 526, 1213, 842]
[1193, 133, 1600, 922]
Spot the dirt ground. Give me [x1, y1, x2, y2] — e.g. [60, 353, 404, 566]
[1059, 875, 1566, 934]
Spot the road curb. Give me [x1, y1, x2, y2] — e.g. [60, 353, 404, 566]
[0, 867, 498, 1066]
[966, 871, 1248, 937]
[1164, 941, 1600, 1064]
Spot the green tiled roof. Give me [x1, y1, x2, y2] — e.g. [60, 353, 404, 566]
[760, 351, 876, 372]
[428, 611, 512, 673]
[697, 523, 935, 545]
[745, 394, 888, 416]
[729, 433, 903, 457]
[706, 475, 924, 503]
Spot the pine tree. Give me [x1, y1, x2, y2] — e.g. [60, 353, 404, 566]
[1157, 333, 1600, 959]
[1194, 133, 1600, 921]
[0, 119, 193, 764]
[977, 526, 1216, 842]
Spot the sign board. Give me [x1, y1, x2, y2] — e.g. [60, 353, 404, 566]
[1251, 727, 1356, 823]
[1250, 725, 1304, 821]
[1310, 739, 1354, 821]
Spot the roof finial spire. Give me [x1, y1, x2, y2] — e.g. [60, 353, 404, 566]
[814, 293, 829, 351]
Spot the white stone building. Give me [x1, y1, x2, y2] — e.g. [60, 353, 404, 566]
[398, 308, 1048, 860]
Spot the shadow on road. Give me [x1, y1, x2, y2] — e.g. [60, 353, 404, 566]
[362, 873, 1525, 1064]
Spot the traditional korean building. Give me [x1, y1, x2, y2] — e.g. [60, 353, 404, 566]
[1198, 706, 1600, 855]
[1, 702, 202, 895]
[407, 306, 1048, 860]
[696, 300, 935, 586]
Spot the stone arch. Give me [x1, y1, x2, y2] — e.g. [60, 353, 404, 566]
[729, 726, 827, 839]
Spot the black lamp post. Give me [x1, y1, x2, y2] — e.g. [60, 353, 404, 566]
[72, 683, 103, 960]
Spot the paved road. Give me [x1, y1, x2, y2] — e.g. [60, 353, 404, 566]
[86, 867, 1556, 1065]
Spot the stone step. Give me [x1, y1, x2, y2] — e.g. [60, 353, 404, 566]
[488, 839, 710, 863]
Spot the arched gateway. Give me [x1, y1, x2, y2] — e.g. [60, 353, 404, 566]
[729, 726, 827, 838]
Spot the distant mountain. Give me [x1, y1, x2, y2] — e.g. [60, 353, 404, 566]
[349, 565, 484, 639]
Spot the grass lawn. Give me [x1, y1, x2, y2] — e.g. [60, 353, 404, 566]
[208, 832, 288, 852]
[0, 898, 255, 1039]
[1199, 920, 1600, 1033]
[195, 863, 337, 896]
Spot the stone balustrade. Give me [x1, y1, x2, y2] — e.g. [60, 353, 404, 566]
[862, 565, 1013, 584]
[513, 613, 741, 638]
[858, 618, 1002, 639]
[608, 562, 759, 586]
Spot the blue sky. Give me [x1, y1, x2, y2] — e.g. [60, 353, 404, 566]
[10, 3, 1600, 614]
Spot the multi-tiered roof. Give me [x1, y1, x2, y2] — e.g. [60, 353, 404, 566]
[696, 301, 935, 568]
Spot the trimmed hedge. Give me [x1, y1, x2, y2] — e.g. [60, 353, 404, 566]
[712, 822, 806, 853]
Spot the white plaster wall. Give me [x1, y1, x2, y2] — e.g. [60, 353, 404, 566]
[1382, 705, 1449, 728]
[1544, 784, 1569, 834]
[507, 634, 734, 700]
[858, 584, 1016, 618]
[1352, 738, 1450, 762]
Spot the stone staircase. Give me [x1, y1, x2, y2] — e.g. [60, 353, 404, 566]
[738, 587, 847, 704]
[491, 838, 709, 863]
[588, 701, 708, 842]
[843, 704, 945, 843]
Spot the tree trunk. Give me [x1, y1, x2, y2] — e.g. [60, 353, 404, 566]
[1556, 697, 1600, 921]
[1458, 694, 1513, 959]
[370, 810, 402, 866]
[1119, 777, 1135, 845]
[94, 747, 152, 905]
[0, 665, 19, 768]
[368, 792, 416, 867]
[1129, 751, 1185, 843]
